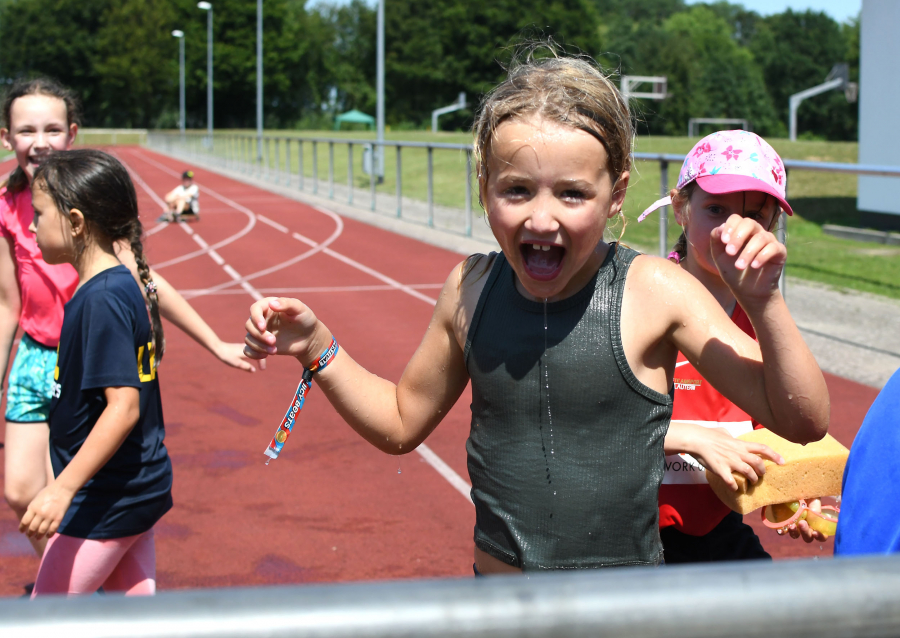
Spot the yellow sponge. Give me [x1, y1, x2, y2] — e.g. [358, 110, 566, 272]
[705, 429, 849, 515]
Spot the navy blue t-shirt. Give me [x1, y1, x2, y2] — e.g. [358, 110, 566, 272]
[49, 265, 172, 540]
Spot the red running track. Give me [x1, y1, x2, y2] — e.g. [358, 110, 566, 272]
[0, 148, 881, 596]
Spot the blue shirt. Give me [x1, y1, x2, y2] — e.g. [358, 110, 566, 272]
[50, 265, 172, 539]
[834, 368, 900, 555]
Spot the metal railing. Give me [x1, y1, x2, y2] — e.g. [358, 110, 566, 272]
[78, 128, 149, 146]
[147, 133, 900, 271]
[633, 152, 900, 296]
[2, 554, 900, 637]
[148, 132, 480, 240]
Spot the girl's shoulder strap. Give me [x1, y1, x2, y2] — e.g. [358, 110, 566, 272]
[610, 242, 642, 267]
[463, 251, 506, 363]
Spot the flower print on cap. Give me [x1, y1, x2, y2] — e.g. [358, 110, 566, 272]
[639, 130, 793, 222]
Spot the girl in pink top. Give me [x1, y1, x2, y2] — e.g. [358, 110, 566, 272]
[0, 78, 256, 560]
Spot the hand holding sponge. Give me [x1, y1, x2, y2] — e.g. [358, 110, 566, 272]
[705, 429, 848, 535]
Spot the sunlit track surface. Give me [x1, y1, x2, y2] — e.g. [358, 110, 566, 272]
[0, 147, 880, 596]
[0, 147, 476, 595]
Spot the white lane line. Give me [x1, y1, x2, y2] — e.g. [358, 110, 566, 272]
[180, 216, 344, 300]
[177, 284, 445, 296]
[135, 148, 471, 503]
[133, 149, 345, 298]
[416, 445, 471, 500]
[258, 214, 288, 234]
[128, 151, 257, 270]
[120, 150, 264, 302]
[122, 163, 173, 239]
[144, 222, 169, 237]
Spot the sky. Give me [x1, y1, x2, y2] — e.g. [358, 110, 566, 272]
[686, 0, 861, 23]
[330, 1, 863, 25]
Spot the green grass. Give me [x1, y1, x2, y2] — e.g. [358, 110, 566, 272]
[179, 130, 900, 300]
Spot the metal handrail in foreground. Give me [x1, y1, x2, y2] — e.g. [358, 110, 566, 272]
[1, 555, 899, 637]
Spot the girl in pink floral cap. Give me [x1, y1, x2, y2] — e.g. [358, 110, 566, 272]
[640, 130, 827, 564]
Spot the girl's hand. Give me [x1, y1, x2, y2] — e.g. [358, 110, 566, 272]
[711, 214, 786, 306]
[19, 483, 76, 540]
[784, 498, 829, 543]
[214, 341, 262, 372]
[244, 297, 328, 365]
[686, 426, 784, 491]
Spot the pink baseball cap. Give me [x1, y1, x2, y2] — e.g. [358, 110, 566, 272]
[638, 130, 792, 222]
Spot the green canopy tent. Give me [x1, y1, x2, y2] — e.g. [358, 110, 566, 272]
[333, 109, 375, 130]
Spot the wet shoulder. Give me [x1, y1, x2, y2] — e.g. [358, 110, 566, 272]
[449, 252, 501, 349]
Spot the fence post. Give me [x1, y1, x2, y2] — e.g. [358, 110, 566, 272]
[298, 140, 304, 191]
[427, 146, 434, 227]
[329, 142, 335, 199]
[275, 137, 281, 184]
[285, 138, 291, 187]
[313, 141, 318, 195]
[465, 150, 473, 237]
[659, 159, 669, 257]
[370, 142, 377, 211]
[396, 146, 402, 218]
[348, 143, 354, 205]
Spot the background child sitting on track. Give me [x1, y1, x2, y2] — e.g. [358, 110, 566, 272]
[639, 130, 827, 564]
[243, 52, 830, 574]
[159, 170, 199, 222]
[22, 150, 171, 596]
[0, 77, 254, 559]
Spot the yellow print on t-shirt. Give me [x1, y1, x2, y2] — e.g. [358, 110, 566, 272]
[138, 341, 156, 382]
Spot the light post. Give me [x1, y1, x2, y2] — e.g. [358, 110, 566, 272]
[376, 0, 384, 180]
[198, 1, 213, 148]
[257, 0, 263, 164]
[172, 30, 185, 141]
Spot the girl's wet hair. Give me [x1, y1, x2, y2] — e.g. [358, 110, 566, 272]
[33, 149, 164, 364]
[473, 50, 633, 197]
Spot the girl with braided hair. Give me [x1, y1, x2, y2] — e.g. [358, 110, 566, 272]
[21, 149, 171, 596]
[0, 77, 254, 560]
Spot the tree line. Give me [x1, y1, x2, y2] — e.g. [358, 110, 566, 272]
[0, 0, 860, 140]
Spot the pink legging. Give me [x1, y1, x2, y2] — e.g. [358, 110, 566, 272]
[32, 528, 156, 597]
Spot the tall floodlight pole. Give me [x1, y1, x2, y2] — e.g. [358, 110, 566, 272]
[376, 0, 385, 178]
[198, 2, 213, 147]
[172, 30, 185, 141]
[257, 0, 263, 163]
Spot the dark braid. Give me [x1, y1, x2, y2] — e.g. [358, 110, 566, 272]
[129, 218, 165, 365]
[670, 232, 688, 264]
[2, 77, 80, 194]
[33, 149, 164, 364]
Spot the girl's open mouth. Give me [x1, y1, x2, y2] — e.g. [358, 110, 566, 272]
[521, 242, 565, 280]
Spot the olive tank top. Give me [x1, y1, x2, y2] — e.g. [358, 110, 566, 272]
[464, 245, 672, 570]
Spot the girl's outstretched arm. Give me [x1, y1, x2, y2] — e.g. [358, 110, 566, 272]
[20, 386, 139, 539]
[0, 237, 21, 387]
[664, 215, 829, 443]
[244, 268, 471, 453]
[115, 242, 256, 372]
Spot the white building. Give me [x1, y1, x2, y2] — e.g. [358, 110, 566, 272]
[858, 0, 900, 229]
